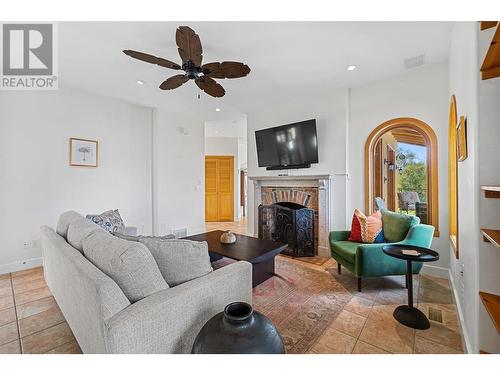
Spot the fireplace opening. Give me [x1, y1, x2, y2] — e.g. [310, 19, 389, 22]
[258, 202, 314, 257]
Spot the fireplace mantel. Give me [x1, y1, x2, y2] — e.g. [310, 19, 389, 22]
[249, 175, 332, 257]
[249, 175, 332, 181]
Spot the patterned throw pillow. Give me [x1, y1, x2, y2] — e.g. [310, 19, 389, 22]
[86, 209, 125, 233]
[348, 208, 384, 243]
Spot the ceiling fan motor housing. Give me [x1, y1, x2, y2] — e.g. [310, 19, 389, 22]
[183, 60, 202, 79]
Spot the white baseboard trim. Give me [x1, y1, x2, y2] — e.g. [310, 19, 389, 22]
[421, 264, 449, 278]
[447, 268, 473, 354]
[0, 257, 43, 275]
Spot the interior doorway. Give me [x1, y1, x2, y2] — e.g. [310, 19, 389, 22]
[204, 115, 248, 223]
[365, 118, 439, 235]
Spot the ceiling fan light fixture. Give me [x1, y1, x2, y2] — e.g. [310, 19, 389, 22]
[345, 65, 357, 71]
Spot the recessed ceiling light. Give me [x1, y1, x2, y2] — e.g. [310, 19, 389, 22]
[345, 65, 357, 71]
[215, 108, 221, 112]
[214, 130, 219, 134]
[136, 80, 145, 85]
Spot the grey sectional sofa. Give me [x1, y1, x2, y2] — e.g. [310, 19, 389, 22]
[40, 211, 252, 353]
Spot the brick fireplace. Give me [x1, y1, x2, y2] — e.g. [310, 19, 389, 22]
[249, 175, 332, 257]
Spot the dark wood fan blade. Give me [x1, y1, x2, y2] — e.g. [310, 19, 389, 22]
[195, 76, 225, 97]
[175, 26, 203, 66]
[159, 74, 189, 90]
[123, 50, 181, 70]
[202, 61, 251, 79]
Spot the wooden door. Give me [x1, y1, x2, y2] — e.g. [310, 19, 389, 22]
[373, 140, 383, 199]
[386, 145, 396, 211]
[205, 156, 234, 222]
[205, 157, 219, 222]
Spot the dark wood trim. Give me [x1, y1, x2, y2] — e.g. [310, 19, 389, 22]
[480, 21, 498, 31]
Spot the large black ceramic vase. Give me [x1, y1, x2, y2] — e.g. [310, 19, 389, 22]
[191, 302, 285, 354]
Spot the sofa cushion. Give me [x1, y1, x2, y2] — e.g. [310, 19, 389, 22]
[56, 211, 84, 239]
[83, 232, 169, 303]
[67, 217, 107, 253]
[112, 232, 176, 242]
[382, 210, 420, 243]
[348, 208, 384, 244]
[330, 240, 360, 264]
[138, 238, 213, 286]
[86, 209, 125, 233]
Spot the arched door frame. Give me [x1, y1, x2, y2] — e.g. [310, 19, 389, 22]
[364, 117, 439, 237]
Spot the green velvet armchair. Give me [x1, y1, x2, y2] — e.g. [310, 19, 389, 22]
[329, 223, 435, 291]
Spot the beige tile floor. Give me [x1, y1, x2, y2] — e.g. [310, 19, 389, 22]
[0, 218, 465, 354]
[205, 217, 249, 235]
[0, 267, 81, 354]
[209, 219, 465, 354]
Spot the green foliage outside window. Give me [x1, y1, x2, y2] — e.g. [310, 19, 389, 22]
[396, 146, 427, 203]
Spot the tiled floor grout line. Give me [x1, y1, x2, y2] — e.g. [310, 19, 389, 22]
[44, 334, 77, 354]
[412, 274, 422, 353]
[351, 291, 387, 354]
[9, 273, 23, 354]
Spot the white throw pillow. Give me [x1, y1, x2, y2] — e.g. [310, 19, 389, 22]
[138, 238, 213, 287]
[67, 217, 107, 253]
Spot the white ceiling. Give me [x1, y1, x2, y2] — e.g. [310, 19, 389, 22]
[59, 22, 452, 121]
[205, 116, 247, 139]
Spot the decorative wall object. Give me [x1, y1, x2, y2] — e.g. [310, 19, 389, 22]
[457, 116, 468, 161]
[449, 95, 459, 258]
[69, 138, 98, 167]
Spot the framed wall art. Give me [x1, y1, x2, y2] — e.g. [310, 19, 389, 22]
[457, 116, 468, 162]
[69, 138, 98, 167]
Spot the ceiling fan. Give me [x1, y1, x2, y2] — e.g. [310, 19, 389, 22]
[123, 26, 251, 98]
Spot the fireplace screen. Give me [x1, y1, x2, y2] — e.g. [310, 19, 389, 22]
[258, 202, 314, 257]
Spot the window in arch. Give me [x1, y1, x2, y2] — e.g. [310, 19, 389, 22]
[365, 118, 439, 236]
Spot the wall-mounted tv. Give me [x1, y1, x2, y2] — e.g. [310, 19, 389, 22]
[255, 119, 318, 170]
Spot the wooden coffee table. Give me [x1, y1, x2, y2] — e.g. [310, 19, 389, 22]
[183, 230, 287, 287]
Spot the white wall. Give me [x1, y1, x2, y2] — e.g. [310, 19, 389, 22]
[246, 63, 450, 266]
[246, 90, 348, 235]
[448, 21, 480, 353]
[0, 88, 153, 272]
[349, 63, 450, 269]
[205, 137, 241, 220]
[154, 109, 205, 235]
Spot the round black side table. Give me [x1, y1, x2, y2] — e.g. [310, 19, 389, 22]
[382, 244, 439, 330]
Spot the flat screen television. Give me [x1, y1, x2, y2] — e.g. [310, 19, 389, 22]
[255, 119, 318, 170]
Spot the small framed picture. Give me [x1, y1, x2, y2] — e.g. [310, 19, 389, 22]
[69, 138, 98, 167]
[457, 116, 468, 162]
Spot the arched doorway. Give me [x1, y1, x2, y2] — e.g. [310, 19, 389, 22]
[364, 117, 439, 236]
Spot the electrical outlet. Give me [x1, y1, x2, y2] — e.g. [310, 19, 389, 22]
[22, 240, 39, 249]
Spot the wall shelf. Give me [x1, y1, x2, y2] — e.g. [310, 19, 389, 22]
[482, 229, 500, 247]
[479, 292, 500, 334]
[480, 21, 498, 31]
[480, 24, 500, 80]
[481, 186, 500, 198]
